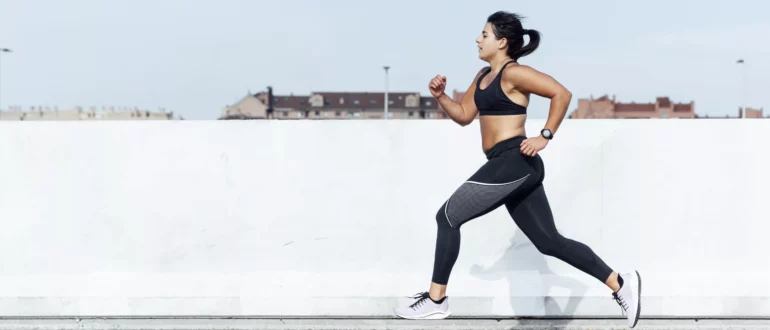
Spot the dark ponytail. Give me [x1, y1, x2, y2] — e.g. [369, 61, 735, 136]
[513, 29, 540, 60]
[487, 11, 541, 61]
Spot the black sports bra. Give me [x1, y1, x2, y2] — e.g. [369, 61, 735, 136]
[474, 60, 527, 116]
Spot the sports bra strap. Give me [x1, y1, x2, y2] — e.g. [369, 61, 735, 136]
[500, 60, 517, 73]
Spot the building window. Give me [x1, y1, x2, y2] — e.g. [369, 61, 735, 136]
[661, 112, 668, 118]
[353, 100, 360, 105]
[398, 96, 403, 100]
[354, 112, 361, 117]
[406, 95, 418, 107]
[369, 100, 376, 105]
[339, 98, 345, 104]
[426, 101, 432, 106]
[310, 94, 324, 107]
[408, 111, 414, 118]
[388, 100, 394, 105]
[335, 111, 341, 116]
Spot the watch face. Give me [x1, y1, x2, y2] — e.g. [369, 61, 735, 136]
[542, 129, 552, 138]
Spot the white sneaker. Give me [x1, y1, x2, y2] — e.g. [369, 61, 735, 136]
[394, 292, 451, 320]
[613, 270, 641, 328]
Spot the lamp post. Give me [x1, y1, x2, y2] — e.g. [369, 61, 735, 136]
[383, 66, 390, 119]
[737, 59, 746, 119]
[0, 48, 12, 117]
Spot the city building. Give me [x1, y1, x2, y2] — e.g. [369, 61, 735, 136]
[568, 95, 696, 119]
[696, 107, 766, 119]
[220, 87, 444, 120]
[0, 106, 177, 121]
[219, 93, 269, 120]
[742, 107, 765, 118]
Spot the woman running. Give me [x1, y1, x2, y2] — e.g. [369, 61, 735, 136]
[394, 11, 641, 328]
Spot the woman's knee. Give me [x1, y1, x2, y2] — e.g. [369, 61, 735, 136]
[534, 235, 567, 257]
[435, 201, 453, 229]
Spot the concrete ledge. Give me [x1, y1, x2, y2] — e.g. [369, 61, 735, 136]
[4, 121, 770, 318]
[1, 318, 770, 330]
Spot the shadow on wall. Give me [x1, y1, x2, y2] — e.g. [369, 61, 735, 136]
[469, 230, 588, 316]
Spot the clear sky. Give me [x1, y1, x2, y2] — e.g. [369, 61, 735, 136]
[1, 0, 767, 120]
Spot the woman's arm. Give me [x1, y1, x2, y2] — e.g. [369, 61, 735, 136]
[430, 67, 489, 126]
[504, 65, 572, 135]
[503, 65, 572, 156]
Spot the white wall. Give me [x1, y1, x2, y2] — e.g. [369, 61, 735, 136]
[0, 119, 769, 317]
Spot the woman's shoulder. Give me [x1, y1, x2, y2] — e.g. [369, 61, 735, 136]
[502, 62, 530, 73]
[501, 64, 542, 81]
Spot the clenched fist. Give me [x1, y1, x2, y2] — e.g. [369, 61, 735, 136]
[429, 75, 447, 98]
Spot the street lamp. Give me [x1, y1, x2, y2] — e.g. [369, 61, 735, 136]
[0, 48, 11, 116]
[737, 59, 746, 119]
[383, 66, 390, 119]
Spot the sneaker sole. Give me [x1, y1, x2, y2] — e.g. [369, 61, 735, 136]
[631, 270, 642, 328]
[395, 310, 451, 320]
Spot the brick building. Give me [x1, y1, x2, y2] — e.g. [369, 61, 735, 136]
[742, 107, 765, 118]
[568, 95, 695, 119]
[696, 107, 766, 119]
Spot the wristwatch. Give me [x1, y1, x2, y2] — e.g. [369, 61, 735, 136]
[540, 128, 553, 140]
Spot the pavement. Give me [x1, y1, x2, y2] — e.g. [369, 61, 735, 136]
[1, 318, 770, 330]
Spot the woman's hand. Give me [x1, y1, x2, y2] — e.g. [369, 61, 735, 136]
[428, 75, 447, 98]
[520, 136, 549, 157]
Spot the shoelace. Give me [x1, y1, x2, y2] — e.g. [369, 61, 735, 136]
[407, 292, 430, 310]
[612, 292, 628, 315]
